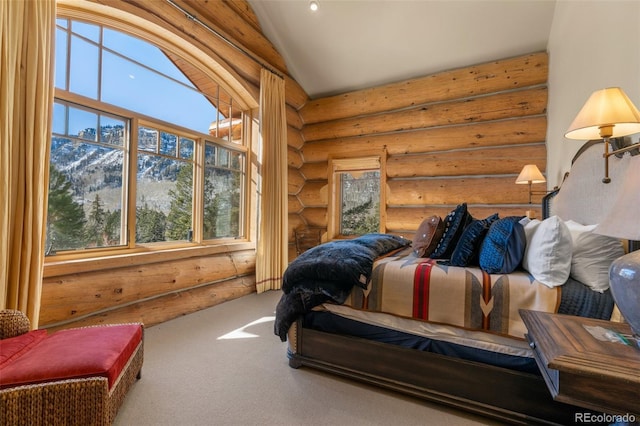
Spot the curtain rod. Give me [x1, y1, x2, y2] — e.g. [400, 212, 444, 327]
[166, 0, 285, 80]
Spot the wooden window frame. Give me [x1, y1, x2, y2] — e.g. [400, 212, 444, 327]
[327, 155, 387, 240]
[46, 15, 254, 265]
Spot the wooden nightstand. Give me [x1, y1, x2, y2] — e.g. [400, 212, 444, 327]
[520, 310, 640, 417]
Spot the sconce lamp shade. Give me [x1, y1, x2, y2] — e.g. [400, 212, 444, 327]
[565, 87, 640, 140]
[595, 155, 640, 240]
[515, 164, 546, 184]
[594, 154, 640, 339]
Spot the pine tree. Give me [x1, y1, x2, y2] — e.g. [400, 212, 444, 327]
[136, 200, 166, 243]
[46, 166, 87, 253]
[203, 169, 241, 238]
[85, 194, 107, 247]
[342, 198, 379, 235]
[166, 164, 193, 240]
[104, 209, 122, 245]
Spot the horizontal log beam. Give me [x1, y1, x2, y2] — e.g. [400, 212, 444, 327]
[300, 207, 328, 228]
[298, 162, 328, 181]
[387, 176, 547, 206]
[288, 146, 303, 169]
[387, 144, 547, 178]
[40, 250, 256, 324]
[300, 52, 548, 124]
[302, 87, 547, 142]
[297, 181, 328, 207]
[287, 105, 303, 130]
[301, 116, 547, 163]
[43, 242, 255, 277]
[224, 0, 262, 32]
[288, 194, 303, 214]
[287, 126, 304, 150]
[43, 276, 256, 331]
[288, 167, 305, 195]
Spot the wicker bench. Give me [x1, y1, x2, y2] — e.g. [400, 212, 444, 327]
[0, 310, 143, 425]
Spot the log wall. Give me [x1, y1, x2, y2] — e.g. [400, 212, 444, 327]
[289, 52, 549, 245]
[41, 246, 256, 331]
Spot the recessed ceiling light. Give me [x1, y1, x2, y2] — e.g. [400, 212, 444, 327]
[309, 0, 319, 12]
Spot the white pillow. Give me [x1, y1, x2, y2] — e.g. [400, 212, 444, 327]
[564, 220, 625, 292]
[522, 216, 572, 288]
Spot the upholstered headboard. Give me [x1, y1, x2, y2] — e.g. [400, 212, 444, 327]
[547, 141, 631, 226]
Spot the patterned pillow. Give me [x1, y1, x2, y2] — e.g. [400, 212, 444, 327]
[448, 213, 499, 267]
[479, 216, 526, 274]
[431, 203, 473, 259]
[412, 216, 445, 257]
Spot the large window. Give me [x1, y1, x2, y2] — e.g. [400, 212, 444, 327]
[47, 18, 248, 255]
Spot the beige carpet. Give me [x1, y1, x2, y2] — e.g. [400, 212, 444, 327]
[114, 290, 499, 426]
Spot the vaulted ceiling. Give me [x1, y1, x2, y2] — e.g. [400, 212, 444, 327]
[248, 0, 557, 99]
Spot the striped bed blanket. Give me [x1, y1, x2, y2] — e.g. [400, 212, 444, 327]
[346, 248, 561, 339]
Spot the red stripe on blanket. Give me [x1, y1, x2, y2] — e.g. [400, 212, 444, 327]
[413, 261, 434, 320]
[482, 270, 491, 331]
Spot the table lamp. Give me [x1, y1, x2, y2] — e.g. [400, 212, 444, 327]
[516, 164, 546, 218]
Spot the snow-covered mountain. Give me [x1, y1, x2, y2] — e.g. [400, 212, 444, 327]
[50, 125, 180, 213]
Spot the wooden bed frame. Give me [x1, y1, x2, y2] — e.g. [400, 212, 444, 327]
[285, 141, 632, 425]
[288, 322, 579, 425]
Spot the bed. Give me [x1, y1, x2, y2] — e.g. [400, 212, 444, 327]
[275, 141, 632, 425]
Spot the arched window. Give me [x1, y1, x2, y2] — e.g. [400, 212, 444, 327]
[48, 18, 249, 255]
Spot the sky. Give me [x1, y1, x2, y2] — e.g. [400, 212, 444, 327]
[55, 18, 217, 136]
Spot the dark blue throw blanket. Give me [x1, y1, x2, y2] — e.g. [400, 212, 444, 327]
[274, 233, 410, 341]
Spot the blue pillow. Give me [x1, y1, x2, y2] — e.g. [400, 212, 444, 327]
[431, 203, 472, 259]
[447, 213, 499, 267]
[479, 216, 526, 274]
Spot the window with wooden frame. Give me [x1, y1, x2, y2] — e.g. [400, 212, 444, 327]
[327, 156, 386, 239]
[47, 18, 249, 256]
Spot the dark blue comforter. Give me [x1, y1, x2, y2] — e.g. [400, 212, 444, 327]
[274, 233, 410, 341]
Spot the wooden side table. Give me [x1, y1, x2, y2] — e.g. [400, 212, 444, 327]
[520, 310, 640, 417]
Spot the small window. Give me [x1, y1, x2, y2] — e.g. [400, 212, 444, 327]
[135, 124, 195, 243]
[203, 142, 244, 239]
[328, 156, 384, 239]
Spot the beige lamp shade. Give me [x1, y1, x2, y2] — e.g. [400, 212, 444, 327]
[515, 164, 546, 184]
[594, 154, 640, 240]
[565, 87, 640, 140]
[593, 154, 640, 338]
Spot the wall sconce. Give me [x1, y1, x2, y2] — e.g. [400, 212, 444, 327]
[515, 164, 546, 204]
[309, 0, 319, 11]
[565, 87, 640, 183]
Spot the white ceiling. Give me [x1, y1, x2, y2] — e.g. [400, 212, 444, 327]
[249, 0, 557, 99]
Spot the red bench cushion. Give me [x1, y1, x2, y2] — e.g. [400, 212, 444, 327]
[0, 330, 48, 368]
[0, 324, 142, 390]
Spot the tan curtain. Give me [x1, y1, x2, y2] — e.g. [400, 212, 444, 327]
[0, 0, 55, 327]
[256, 69, 288, 293]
